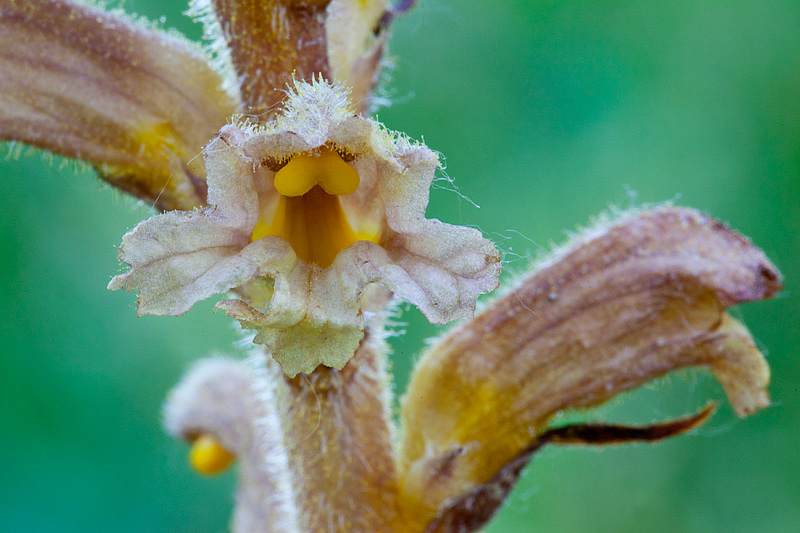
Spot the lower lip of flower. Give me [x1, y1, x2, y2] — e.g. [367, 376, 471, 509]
[251, 147, 377, 268]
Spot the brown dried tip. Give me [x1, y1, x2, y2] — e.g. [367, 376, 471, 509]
[398, 207, 781, 530]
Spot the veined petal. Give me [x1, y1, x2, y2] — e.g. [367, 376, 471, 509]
[0, 0, 240, 211]
[397, 207, 781, 529]
[361, 137, 501, 323]
[217, 254, 366, 376]
[108, 131, 267, 315]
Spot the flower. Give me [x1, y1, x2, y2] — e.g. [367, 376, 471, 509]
[396, 207, 780, 530]
[108, 80, 501, 376]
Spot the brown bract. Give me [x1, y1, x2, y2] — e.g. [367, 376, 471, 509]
[0, 0, 239, 211]
[397, 207, 781, 530]
[424, 406, 715, 533]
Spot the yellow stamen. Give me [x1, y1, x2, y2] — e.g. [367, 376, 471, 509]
[273, 147, 359, 197]
[189, 434, 235, 475]
[252, 147, 376, 268]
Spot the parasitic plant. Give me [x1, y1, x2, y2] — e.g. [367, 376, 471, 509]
[0, 1, 783, 531]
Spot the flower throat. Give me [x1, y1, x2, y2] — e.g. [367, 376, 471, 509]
[251, 147, 368, 268]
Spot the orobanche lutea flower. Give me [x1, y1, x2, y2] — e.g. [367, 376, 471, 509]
[0, 0, 783, 531]
[109, 79, 501, 376]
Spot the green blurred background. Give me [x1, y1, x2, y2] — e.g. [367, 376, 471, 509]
[1, 0, 798, 531]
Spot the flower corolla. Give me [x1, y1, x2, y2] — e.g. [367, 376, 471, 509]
[109, 80, 501, 376]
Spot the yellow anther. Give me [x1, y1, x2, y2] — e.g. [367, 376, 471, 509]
[273, 147, 359, 197]
[189, 434, 235, 475]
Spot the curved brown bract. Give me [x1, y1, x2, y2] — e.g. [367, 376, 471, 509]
[399, 207, 781, 530]
[0, 0, 239, 211]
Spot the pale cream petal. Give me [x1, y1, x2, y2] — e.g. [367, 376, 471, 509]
[0, 0, 240, 210]
[356, 231, 501, 323]
[366, 139, 502, 322]
[108, 132, 265, 315]
[109, 232, 292, 316]
[396, 207, 781, 528]
[217, 247, 365, 377]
